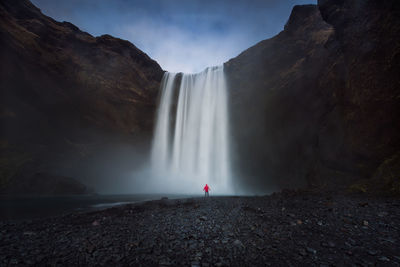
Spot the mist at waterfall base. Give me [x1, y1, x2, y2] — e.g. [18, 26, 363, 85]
[139, 66, 233, 195]
[74, 66, 272, 196]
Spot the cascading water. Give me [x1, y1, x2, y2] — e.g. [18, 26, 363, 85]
[151, 66, 232, 194]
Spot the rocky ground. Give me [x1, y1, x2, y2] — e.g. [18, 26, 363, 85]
[0, 191, 400, 266]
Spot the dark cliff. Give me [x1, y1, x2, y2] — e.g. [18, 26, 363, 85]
[225, 1, 400, 194]
[317, 0, 400, 194]
[0, 0, 164, 194]
[1, 0, 399, 195]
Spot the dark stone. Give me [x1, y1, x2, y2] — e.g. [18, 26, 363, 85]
[368, 250, 378, 256]
[1, 192, 397, 265]
[225, 0, 400, 194]
[306, 247, 317, 254]
[0, 0, 164, 195]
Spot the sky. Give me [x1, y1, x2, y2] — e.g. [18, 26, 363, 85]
[31, 0, 316, 73]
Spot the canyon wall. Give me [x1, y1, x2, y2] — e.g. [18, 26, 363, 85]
[1, 0, 399, 194]
[0, 0, 164, 193]
[225, 1, 400, 194]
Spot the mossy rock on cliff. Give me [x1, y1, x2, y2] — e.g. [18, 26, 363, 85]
[349, 152, 400, 196]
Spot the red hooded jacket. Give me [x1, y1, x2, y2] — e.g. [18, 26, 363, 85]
[203, 184, 210, 192]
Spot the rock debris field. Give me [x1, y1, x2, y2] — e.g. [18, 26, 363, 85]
[1, 191, 400, 266]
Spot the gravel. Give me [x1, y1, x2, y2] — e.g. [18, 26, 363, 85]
[0, 190, 399, 266]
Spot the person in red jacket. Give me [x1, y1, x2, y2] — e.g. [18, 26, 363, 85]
[203, 184, 210, 197]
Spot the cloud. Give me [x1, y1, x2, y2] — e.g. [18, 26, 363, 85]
[117, 19, 248, 73]
[31, 0, 317, 73]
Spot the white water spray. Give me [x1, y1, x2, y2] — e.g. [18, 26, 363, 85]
[151, 66, 232, 194]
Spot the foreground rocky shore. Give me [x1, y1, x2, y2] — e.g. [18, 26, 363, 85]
[1, 191, 400, 266]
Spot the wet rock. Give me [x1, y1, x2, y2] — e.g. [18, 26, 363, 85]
[378, 256, 390, 262]
[378, 212, 388, 217]
[299, 248, 307, 256]
[321, 241, 335, 248]
[306, 247, 317, 254]
[255, 230, 264, 237]
[347, 238, 357, 246]
[233, 239, 244, 248]
[159, 258, 172, 266]
[0, 192, 399, 266]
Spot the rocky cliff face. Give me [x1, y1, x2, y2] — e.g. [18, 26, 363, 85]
[1, 0, 399, 195]
[225, 1, 400, 194]
[317, 0, 400, 194]
[0, 0, 164, 194]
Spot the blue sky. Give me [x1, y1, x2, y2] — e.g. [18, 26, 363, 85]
[32, 0, 316, 73]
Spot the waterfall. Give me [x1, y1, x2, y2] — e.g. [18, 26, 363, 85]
[151, 66, 232, 194]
